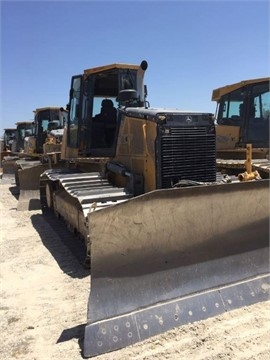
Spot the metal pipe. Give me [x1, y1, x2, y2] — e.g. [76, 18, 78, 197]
[245, 143, 252, 173]
[238, 144, 261, 181]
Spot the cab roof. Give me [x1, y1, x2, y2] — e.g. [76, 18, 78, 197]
[15, 121, 34, 125]
[33, 107, 67, 113]
[84, 63, 141, 77]
[212, 77, 270, 101]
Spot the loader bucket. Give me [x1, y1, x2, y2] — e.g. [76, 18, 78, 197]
[17, 163, 49, 211]
[84, 179, 269, 357]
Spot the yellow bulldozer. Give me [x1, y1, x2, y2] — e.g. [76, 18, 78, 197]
[1, 123, 35, 175]
[2, 127, 17, 152]
[213, 77, 270, 177]
[36, 61, 269, 357]
[16, 106, 68, 210]
[14, 121, 35, 152]
[23, 106, 68, 156]
[1, 127, 17, 175]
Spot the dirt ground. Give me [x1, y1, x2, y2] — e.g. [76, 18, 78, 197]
[1, 174, 270, 360]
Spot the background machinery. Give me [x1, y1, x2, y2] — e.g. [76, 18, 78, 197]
[2, 127, 17, 151]
[14, 121, 35, 152]
[23, 106, 68, 156]
[38, 61, 269, 357]
[0, 127, 17, 176]
[213, 77, 270, 177]
[3, 122, 35, 175]
[16, 106, 68, 210]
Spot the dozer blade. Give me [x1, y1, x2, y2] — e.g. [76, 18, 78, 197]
[84, 179, 269, 357]
[17, 163, 49, 211]
[1, 155, 19, 174]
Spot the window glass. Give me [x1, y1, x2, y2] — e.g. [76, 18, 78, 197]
[247, 82, 269, 143]
[218, 88, 244, 126]
[93, 97, 117, 117]
[120, 69, 137, 90]
[70, 78, 81, 126]
[69, 77, 81, 147]
[89, 70, 120, 149]
[252, 83, 270, 119]
[37, 110, 50, 131]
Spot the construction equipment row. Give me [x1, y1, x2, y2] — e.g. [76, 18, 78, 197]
[1, 61, 269, 358]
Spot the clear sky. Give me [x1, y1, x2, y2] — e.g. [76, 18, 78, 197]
[1, 0, 269, 136]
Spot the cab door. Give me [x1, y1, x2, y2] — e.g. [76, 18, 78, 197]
[67, 75, 83, 148]
[246, 81, 270, 147]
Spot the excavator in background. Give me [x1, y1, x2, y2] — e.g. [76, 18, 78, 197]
[213, 77, 270, 177]
[16, 106, 68, 210]
[37, 61, 269, 358]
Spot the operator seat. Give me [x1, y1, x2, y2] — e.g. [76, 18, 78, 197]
[99, 99, 117, 124]
[92, 99, 118, 148]
[99, 99, 117, 147]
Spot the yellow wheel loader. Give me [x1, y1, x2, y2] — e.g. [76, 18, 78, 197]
[16, 106, 68, 210]
[39, 61, 269, 358]
[213, 77, 270, 177]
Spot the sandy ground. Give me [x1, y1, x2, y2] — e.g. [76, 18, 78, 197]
[1, 174, 270, 360]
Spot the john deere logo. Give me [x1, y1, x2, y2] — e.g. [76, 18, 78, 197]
[186, 116, 192, 123]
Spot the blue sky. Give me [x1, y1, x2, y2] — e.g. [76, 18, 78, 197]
[1, 0, 269, 136]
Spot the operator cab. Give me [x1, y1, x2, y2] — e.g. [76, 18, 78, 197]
[67, 61, 148, 157]
[33, 107, 68, 153]
[214, 78, 269, 148]
[15, 122, 35, 152]
[3, 128, 17, 151]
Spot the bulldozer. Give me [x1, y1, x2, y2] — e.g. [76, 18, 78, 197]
[16, 106, 68, 210]
[213, 77, 270, 177]
[14, 121, 35, 152]
[38, 61, 269, 357]
[2, 127, 17, 151]
[23, 106, 68, 156]
[1, 127, 19, 175]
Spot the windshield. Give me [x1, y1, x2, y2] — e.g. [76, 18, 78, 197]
[18, 124, 34, 139]
[217, 87, 245, 126]
[4, 130, 16, 140]
[36, 110, 61, 131]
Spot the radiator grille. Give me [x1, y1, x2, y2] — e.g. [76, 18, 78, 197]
[159, 126, 216, 188]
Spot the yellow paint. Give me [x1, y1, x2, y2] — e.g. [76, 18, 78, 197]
[115, 115, 157, 192]
[216, 125, 240, 150]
